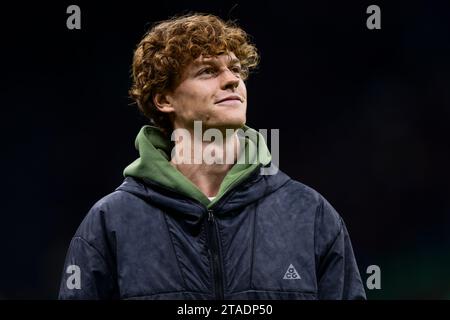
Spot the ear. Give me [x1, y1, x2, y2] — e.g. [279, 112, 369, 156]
[153, 92, 175, 114]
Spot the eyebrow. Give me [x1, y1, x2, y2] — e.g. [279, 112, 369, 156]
[193, 57, 241, 68]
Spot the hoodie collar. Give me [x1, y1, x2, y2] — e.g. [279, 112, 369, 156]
[123, 125, 273, 207]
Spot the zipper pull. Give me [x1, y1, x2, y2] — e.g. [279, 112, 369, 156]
[208, 209, 214, 222]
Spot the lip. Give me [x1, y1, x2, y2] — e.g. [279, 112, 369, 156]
[216, 99, 242, 106]
[215, 95, 243, 104]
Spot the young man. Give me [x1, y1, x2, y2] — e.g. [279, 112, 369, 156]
[58, 13, 366, 300]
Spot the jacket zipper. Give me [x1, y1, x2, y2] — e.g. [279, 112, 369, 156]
[141, 170, 263, 300]
[207, 209, 224, 300]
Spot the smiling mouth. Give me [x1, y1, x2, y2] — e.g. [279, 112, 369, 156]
[215, 94, 243, 104]
[215, 99, 242, 106]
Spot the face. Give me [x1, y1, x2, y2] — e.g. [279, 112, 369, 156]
[155, 52, 247, 132]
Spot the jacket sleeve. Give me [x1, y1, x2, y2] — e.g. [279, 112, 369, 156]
[58, 204, 118, 300]
[314, 197, 367, 300]
[58, 237, 116, 299]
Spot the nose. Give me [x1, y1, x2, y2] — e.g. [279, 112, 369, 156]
[221, 68, 240, 90]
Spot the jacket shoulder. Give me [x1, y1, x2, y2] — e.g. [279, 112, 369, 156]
[279, 177, 343, 235]
[73, 179, 143, 243]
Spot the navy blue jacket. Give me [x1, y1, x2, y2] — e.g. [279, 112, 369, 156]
[58, 168, 366, 300]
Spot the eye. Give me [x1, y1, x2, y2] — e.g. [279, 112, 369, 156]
[231, 66, 242, 73]
[198, 67, 216, 76]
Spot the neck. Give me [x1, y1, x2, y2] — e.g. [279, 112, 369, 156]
[170, 129, 240, 197]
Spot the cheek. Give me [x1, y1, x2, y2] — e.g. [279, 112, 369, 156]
[177, 90, 214, 121]
[173, 89, 200, 113]
[185, 84, 213, 106]
[239, 81, 247, 98]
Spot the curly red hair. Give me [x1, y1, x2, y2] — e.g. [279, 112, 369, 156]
[129, 13, 260, 134]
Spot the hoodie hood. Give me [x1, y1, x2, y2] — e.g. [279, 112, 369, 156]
[122, 125, 274, 207]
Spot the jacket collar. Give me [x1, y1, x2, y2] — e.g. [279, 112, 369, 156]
[116, 167, 290, 226]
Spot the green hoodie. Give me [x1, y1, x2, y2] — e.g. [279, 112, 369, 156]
[123, 125, 272, 208]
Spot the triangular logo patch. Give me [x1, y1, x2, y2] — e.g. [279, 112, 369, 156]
[283, 264, 301, 280]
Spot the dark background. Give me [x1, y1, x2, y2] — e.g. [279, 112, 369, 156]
[0, 0, 449, 299]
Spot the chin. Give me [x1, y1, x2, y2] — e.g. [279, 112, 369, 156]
[219, 116, 246, 130]
[206, 118, 245, 131]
